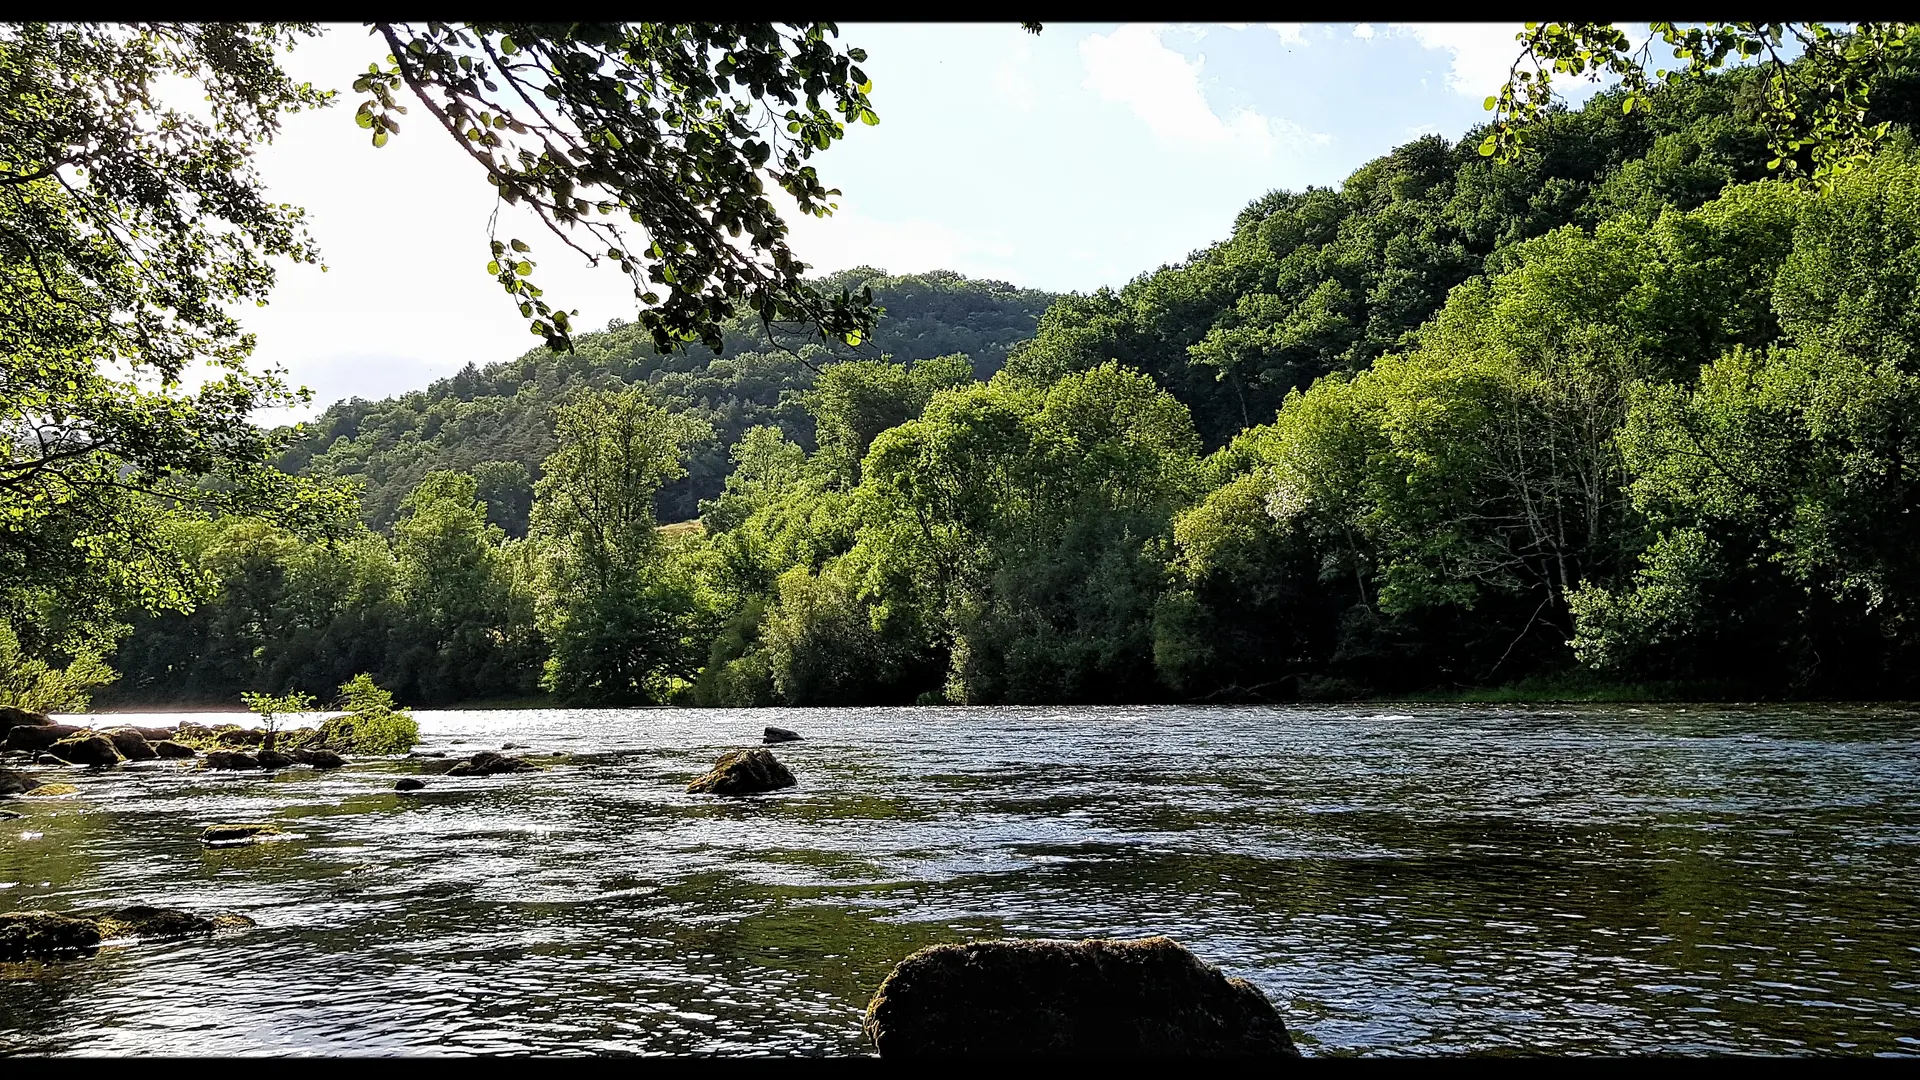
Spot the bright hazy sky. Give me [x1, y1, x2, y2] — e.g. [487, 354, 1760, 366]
[241, 23, 1633, 421]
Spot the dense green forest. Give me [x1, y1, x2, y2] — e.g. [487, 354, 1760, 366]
[95, 61, 1920, 709]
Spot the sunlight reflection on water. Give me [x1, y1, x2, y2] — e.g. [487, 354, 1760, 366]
[2, 703, 1918, 1056]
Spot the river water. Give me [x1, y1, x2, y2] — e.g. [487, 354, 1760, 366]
[1, 704, 1917, 1057]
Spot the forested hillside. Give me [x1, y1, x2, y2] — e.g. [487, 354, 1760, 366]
[281, 268, 1057, 531]
[100, 58, 1920, 709]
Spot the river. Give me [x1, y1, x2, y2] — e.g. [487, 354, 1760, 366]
[2, 704, 1917, 1056]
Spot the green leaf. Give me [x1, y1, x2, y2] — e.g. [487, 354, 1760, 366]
[487, 260, 501, 275]
[514, 260, 534, 276]
[510, 238, 530, 252]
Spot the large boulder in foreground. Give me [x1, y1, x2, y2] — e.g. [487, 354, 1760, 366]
[686, 748, 795, 796]
[48, 734, 122, 767]
[0, 911, 103, 961]
[446, 750, 541, 777]
[863, 936, 1299, 1058]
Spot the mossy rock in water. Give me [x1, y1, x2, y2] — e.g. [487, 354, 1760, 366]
[292, 748, 345, 769]
[256, 749, 295, 770]
[0, 911, 103, 961]
[4, 723, 83, 753]
[863, 936, 1299, 1058]
[200, 823, 282, 845]
[0, 768, 29, 796]
[153, 740, 197, 760]
[24, 783, 78, 797]
[686, 748, 795, 796]
[48, 733, 122, 767]
[103, 728, 159, 761]
[93, 905, 255, 940]
[203, 751, 260, 771]
[446, 750, 541, 777]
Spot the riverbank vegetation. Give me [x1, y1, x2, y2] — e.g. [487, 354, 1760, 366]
[11, 31, 1920, 710]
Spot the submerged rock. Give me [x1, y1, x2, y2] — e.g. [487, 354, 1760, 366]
[863, 936, 1299, 1058]
[394, 778, 425, 792]
[48, 734, 122, 767]
[4, 723, 83, 754]
[200, 823, 282, 845]
[763, 726, 804, 744]
[33, 754, 64, 766]
[0, 769, 28, 796]
[686, 748, 795, 796]
[104, 728, 159, 761]
[24, 783, 78, 797]
[446, 750, 541, 777]
[203, 751, 260, 771]
[0, 707, 53, 734]
[153, 740, 197, 760]
[94, 905, 255, 939]
[292, 749, 345, 769]
[0, 911, 103, 961]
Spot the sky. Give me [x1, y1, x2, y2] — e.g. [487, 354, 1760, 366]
[239, 23, 1633, 422]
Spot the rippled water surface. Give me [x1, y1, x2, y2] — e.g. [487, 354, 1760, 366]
[3, 704, 1918, 1056]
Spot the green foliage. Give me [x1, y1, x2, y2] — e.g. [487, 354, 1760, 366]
[89, 36, 1920, 708]
[281, 269, 1053, 530]
[358, 22, 883, 352]
[0, 23, 357, 684]
[241, 688, 315, 748]
[530, 387, 717, 703]
[329, 673, 419, 755]
[1490, 23, 1918, 186]
[0, 625, 115, 713]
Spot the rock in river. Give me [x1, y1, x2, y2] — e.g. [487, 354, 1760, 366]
[4, 723, 83, 754]
[763, 726, 804, 744]
[394, 778, 425, 792]
[0, 911, 103, 961]
[0, 769, 29, 796]
[153, 740, 197, 760]
[104, 728, 159, 761]
[49, 734, 122, 767]
[203, 751, 260, 771]
[2, 906, 253, 961]
[862, 936, 1300, 1058]
[686, 748, 795, 796]
[94, 905, 255, 939]
[446, 750, 541, 777]
[23, 783, 78, 797]
[200, 823, 283, 845]
[0, 706, 53, 734]
[293, 748, 345, 769]
[255, 749, 295, 770]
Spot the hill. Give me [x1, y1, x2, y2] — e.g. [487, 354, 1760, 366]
[281, 268, 1058, 531]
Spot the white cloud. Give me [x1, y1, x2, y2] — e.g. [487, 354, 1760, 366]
[1268, 23, 1306, 47]
[1388, 23, 1524, 97]
[1079, 23, 1321, 158]
[1353, 24, 1376, 41]
[991, 36, 1037, 113]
